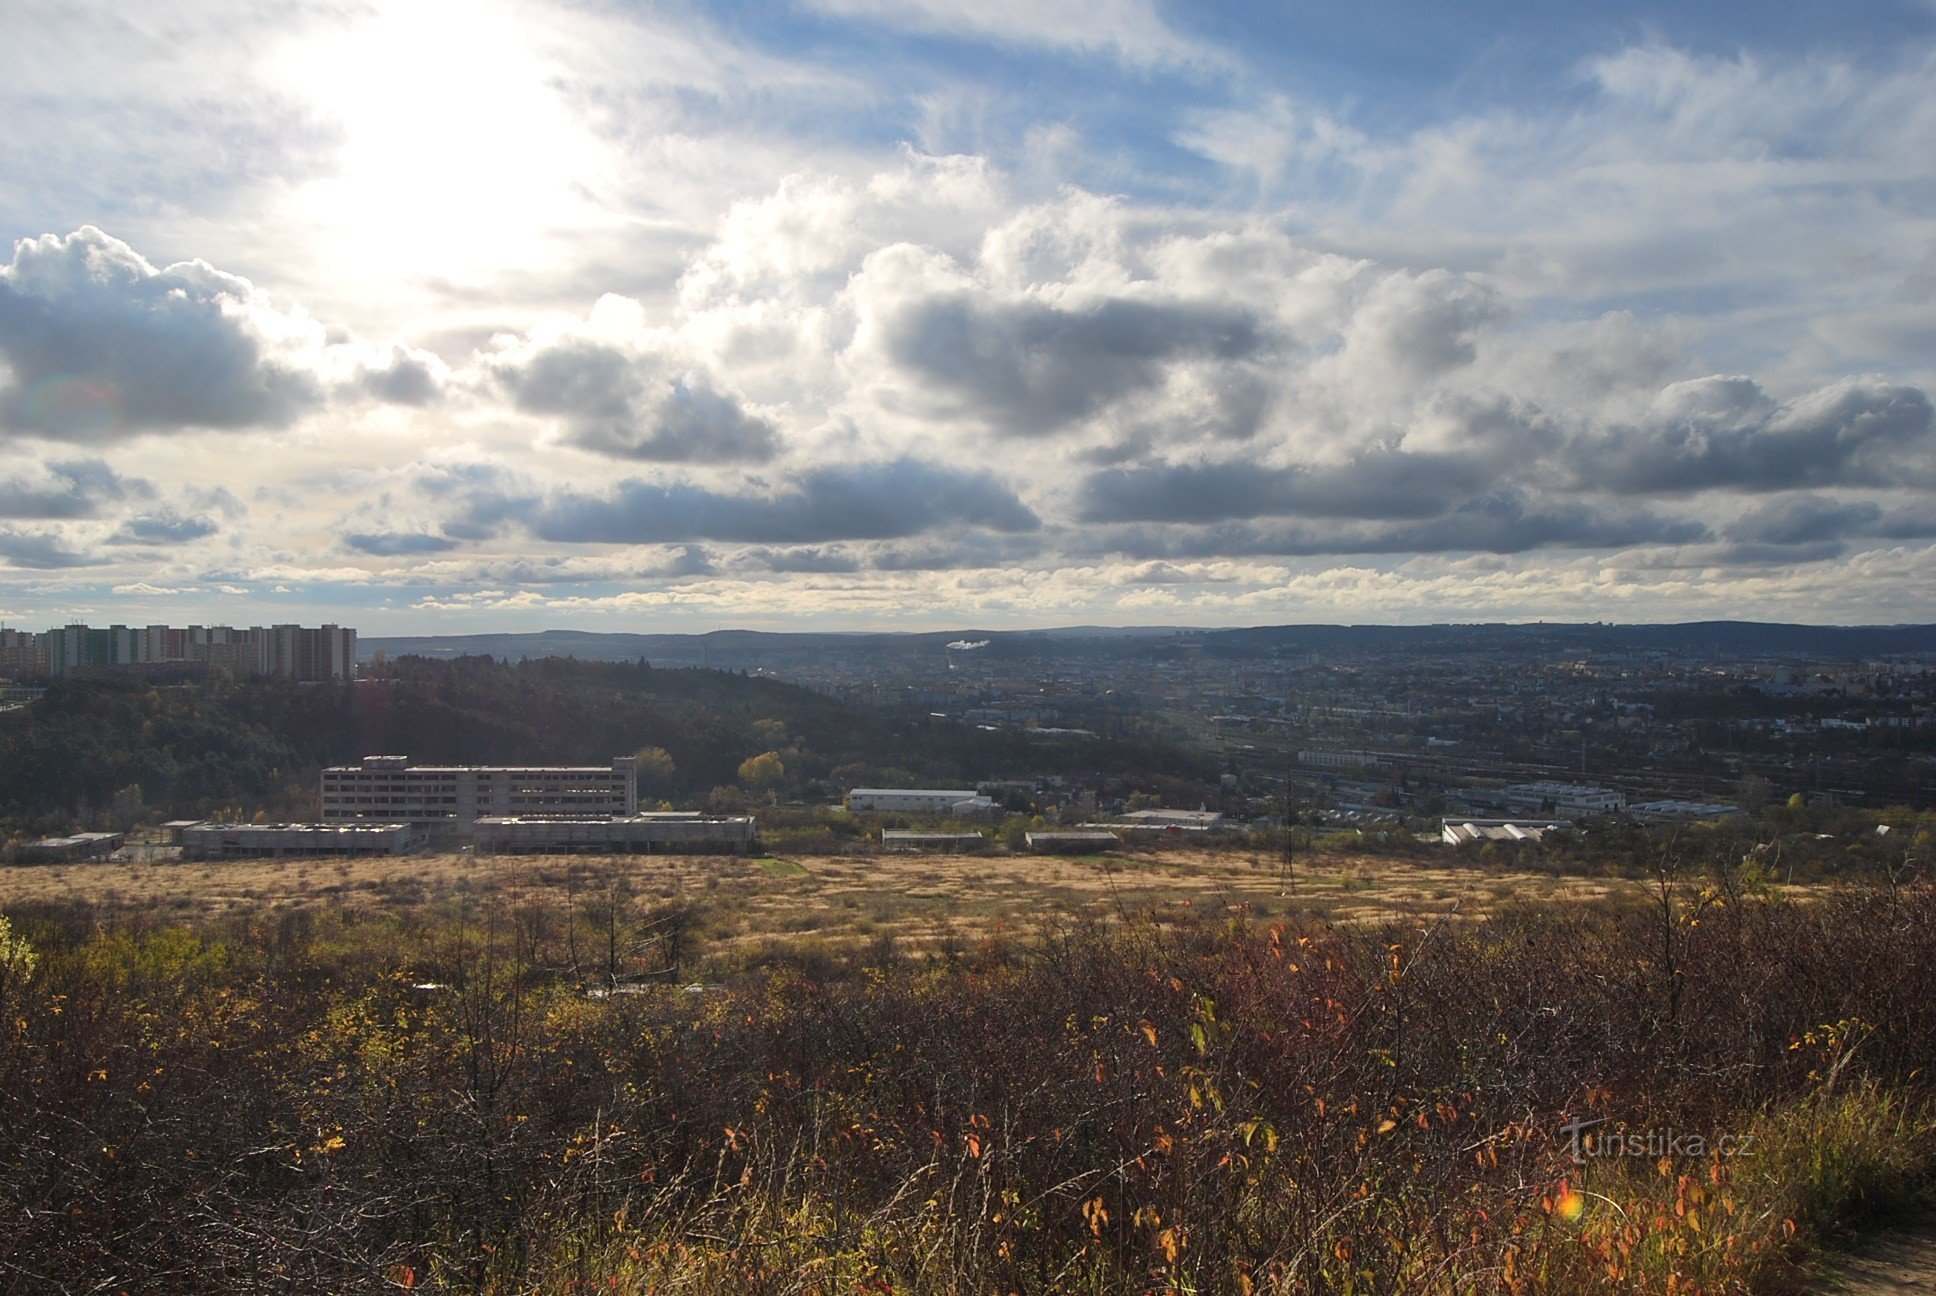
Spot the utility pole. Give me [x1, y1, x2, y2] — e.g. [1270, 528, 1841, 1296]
[1280, 777, 1297, 895]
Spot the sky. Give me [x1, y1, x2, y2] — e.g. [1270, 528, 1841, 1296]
[2, 0, 1935, 633]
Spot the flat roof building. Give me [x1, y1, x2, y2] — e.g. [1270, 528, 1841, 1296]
[182, 822, 419, 860]
[1113, 808, 1227, 833]
[474, 813, 755, 855]
[1026, 830, 1121, 854]
[845, 788, 1000, 819]
[18, 831, 126, 863]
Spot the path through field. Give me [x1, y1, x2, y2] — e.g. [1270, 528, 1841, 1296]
[1816, 1217, 1936, 1294]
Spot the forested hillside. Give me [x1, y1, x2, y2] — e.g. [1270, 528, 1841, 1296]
[0, 656, 1208, 833]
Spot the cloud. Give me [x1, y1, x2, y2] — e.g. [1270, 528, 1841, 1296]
[0, 456, 146, 519]
[502, 459, 1040, 545]
[487, 298, 779, 462]
[1175, 93, 1367, 187]
[849, 243, 1263, 434]
[344, 531, 461, 556]
[1083, 492, 1706, 559]
[109, 511, 221, 544]
[111, 582, 200, 596]
[1725, 494, 1882, 547]
[1584, 377, 1935, 494]
[0, 524, 95, 568]
[3, 79, 1935, 627]
[356, 345, 448, 406]
[1341, 269, 1507, 381]
[1078, 451, 1492, 524]
[0, 227, 328, 437]
[799, 0, 1215, 68]
[1712, 491, 1936, 563]
[740, 545, 863, 573]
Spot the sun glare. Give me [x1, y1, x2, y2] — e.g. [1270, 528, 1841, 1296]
[280, 0, 606, 292]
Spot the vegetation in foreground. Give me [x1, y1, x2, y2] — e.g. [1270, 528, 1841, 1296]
[2, 860, 1933, 1294]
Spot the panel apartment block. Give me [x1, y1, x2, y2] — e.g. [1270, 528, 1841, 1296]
[2, 622, 357, 681]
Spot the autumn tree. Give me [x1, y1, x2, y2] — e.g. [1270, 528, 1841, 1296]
[737, 750, 785, 790]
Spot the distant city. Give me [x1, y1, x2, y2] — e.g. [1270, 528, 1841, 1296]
[365, 621, 1936, 813]
[2, 619, 1931, 859]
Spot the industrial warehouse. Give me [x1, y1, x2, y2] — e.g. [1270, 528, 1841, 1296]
[844, 787, 1000, 818]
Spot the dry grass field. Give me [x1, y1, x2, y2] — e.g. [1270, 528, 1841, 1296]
[0, 844, 1656, 963]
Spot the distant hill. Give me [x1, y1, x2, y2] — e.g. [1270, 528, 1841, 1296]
[0, 656, 1207, 832]
[362, 621, 1936, 665]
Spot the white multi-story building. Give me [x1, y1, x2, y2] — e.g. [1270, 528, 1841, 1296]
[321, 755, 638, 839]
[845, 788, 1000, 818]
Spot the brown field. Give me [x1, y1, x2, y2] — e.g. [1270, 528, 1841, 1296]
[0, 845, 1658, 961]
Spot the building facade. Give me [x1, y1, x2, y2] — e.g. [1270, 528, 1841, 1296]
[321, 755, 640, 838]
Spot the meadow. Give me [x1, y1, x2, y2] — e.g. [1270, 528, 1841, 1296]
[0, 845, 1642, 965]
[1, 844, 1931, 1294]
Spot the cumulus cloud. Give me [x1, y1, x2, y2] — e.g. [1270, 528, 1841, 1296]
[1340, 269, 1507, 382]
[851, 257, 1264, 433]
[486, 297, 779, 462]
[4, 96, 1935, 623]
[355, 345, 448, 406]
[0, 227, 453, 441]
[0, 227, 327, 437]
[0, 456, 147, 518]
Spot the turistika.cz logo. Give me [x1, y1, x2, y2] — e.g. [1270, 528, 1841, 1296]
[1560, 1115, 1755, 1165]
